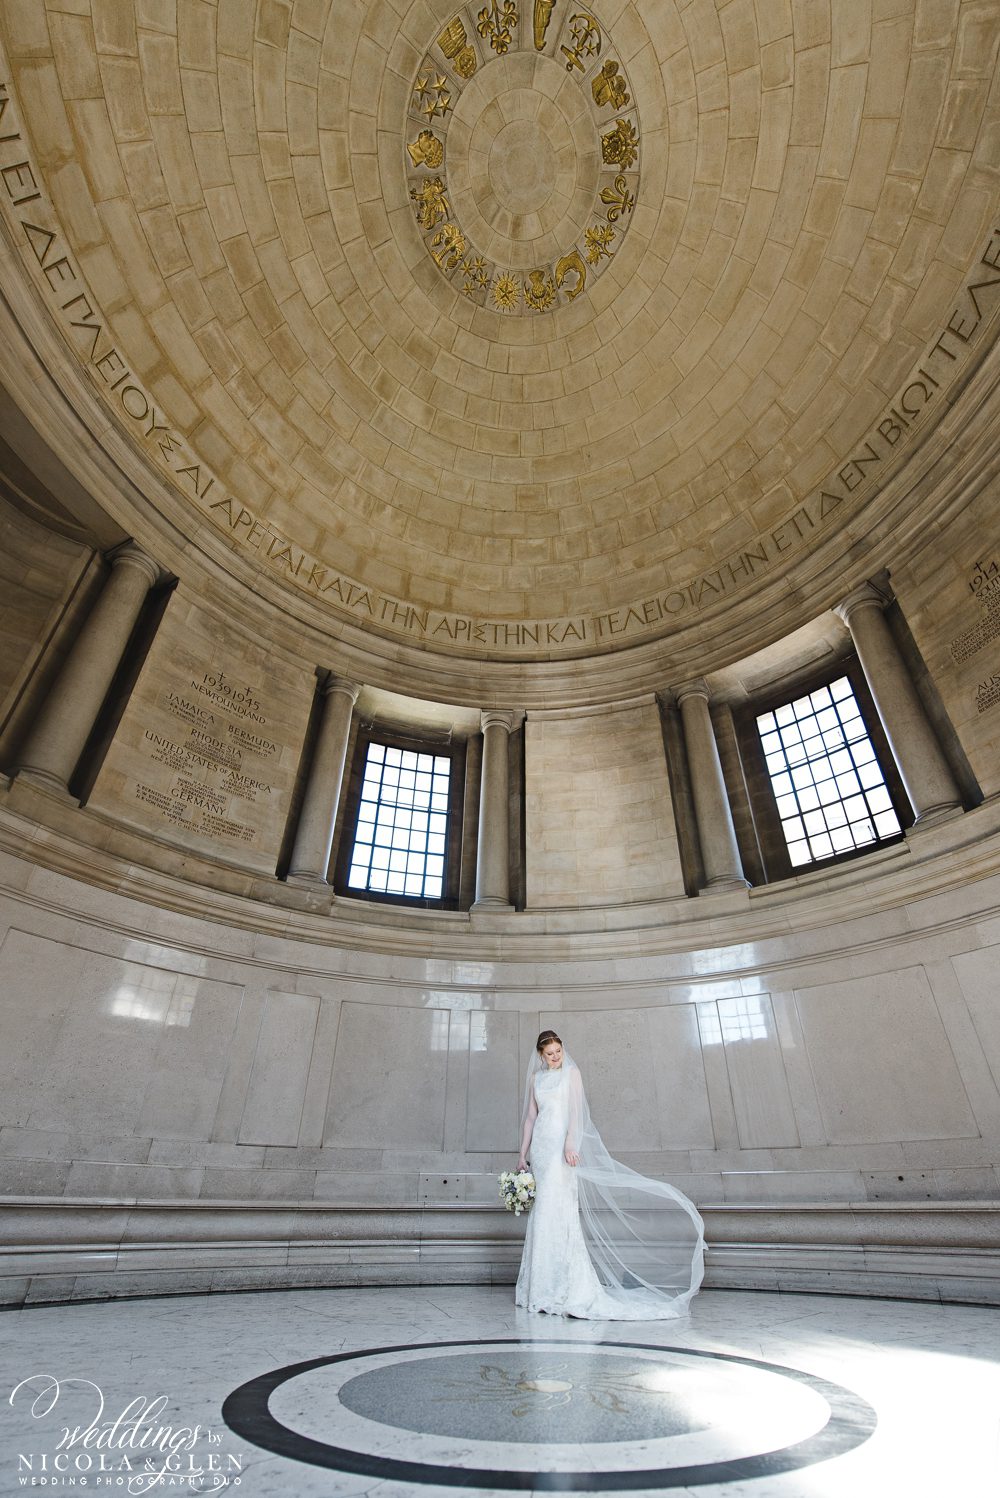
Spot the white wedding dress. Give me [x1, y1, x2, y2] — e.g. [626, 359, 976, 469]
[515, 1062, 704, 1320]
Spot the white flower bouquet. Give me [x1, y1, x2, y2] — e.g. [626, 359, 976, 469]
[498, 1170, 535, 1215]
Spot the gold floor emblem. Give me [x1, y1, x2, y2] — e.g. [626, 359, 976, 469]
[461, 255, 491, 296]
[430, 222, 468, 269]
[413, 73, 453, 120]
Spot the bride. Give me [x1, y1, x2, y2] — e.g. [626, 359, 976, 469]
[515, 1029, 704, 1320]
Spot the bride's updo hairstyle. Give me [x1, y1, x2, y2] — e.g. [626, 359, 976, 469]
[535, 1030, 562, 1053]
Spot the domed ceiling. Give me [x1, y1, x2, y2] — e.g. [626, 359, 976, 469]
[0, 0, 998, 666]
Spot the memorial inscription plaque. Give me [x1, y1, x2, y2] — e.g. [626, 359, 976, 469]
[90, 594, 311, 872]
[892, 495, 1000, 797]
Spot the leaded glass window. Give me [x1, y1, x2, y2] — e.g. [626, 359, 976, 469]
[756, 677, 902, 869]
[347, 742, 450, 899]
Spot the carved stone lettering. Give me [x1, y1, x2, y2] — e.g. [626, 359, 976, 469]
[86, 594, 310, 868]
[1, 69, 1000, 657]
[975, 674, 1000, 714]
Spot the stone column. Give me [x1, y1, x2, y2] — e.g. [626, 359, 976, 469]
[834, 582, 961, 824]
[287, 674, 361, 884]
[472, 708, 521, 910]
[675, 680, 749, 892]
[16, 542, 161, 796]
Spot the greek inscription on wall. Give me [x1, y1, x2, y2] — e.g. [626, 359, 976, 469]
[2, 70, 1000, 654]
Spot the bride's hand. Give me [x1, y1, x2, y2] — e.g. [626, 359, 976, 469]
[516, 1157, 527, 1173]
[564, 1148, 580, 1166]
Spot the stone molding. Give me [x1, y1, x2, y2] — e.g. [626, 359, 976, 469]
[1, 1198, 997, 1308]
[527, 693, 660, 720]
[832, 579, 892, 628]
[674, 678, 712, 706]
[479, 708, 524, 734]
[2, 791, 1000, 961]
[107, 540, 162, 590]
[320, 673, 362, 702]
[2, 255, 1000, 706]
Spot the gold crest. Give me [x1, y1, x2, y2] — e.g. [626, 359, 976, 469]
[524, 268, 557, 311]
[533, 0, 556, 49]
[492, 272, 521, 311]
[478, 0, 519, 56]
[592, 59, 629, 109]
[601, 119, 638, 169]
[407, 129, 444, 169]
[410, 176, 450, 230]
[584, 223, 616, 263]
[561, 11, 602, 73]
[555, 249, 587, 300]
[438, 17, 478, 75]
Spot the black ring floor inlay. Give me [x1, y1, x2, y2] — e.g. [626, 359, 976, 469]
[221, 1337, 878, 1490]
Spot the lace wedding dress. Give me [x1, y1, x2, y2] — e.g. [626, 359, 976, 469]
[514, 1060, 704, 1320]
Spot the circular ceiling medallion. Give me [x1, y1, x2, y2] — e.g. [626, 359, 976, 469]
[406, 6, 640, 313]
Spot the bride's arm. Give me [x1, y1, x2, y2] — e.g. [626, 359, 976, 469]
[564, 1067, 583, 1167]
[516, 1094, 537, 1172]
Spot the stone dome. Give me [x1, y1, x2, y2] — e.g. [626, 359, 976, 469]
[1, 0, 1000, 1317]
[0, 0, 997, 695]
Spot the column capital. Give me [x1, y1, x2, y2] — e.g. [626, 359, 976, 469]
[833, 580, 890, 629]
[107, 541, 162, 589]
[674, 678, 712, 707]
[320, 673, 361, 703]
[480, 707, 523, 734]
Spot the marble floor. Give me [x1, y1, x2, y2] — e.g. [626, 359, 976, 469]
[1, 1285, 998, 1497]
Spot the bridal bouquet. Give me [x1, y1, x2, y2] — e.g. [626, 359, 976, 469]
[498, 1170, 535, 1215]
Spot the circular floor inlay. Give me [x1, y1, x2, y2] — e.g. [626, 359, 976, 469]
[339, 1350, 722, 1443]
[222, 1337, 878, 1490]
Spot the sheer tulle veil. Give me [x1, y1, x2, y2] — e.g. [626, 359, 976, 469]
[521, 1044, 705, 1314]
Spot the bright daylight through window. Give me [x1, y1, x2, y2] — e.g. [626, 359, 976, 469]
[347, 744, 450, 899]
[757, 677, 902, 869]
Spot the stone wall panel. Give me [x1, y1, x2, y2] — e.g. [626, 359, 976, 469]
[88, 586, 312, 873]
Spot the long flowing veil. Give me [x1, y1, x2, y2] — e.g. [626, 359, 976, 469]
[521, 1046, 704, 1314]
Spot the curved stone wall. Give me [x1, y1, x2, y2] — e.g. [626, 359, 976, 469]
[1, 0, 1000, 1311]
[1, 793, 999, 1305]
[1, 387, 999, 1302]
